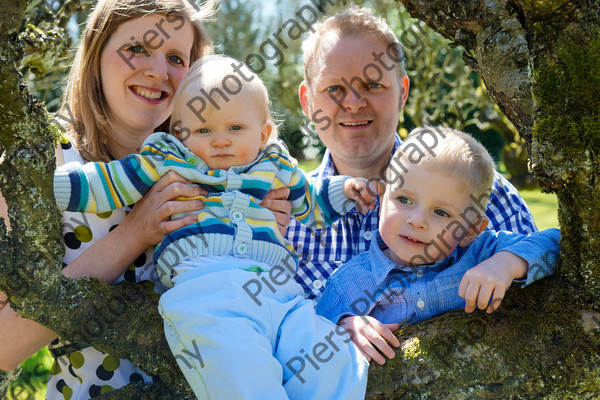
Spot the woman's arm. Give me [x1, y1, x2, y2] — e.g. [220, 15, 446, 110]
[0, 171, 205, 369]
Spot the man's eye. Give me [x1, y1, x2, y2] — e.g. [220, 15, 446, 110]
[367, 83, 382, 89]
[434, 209, 450, 217]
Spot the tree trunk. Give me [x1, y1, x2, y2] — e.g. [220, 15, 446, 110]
[364, 0, 600, 397]
[1, 0, 599, 398]
[0, 1, 191, 397]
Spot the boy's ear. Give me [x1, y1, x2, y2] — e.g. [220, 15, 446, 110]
[260, 123, 272, 149]
[459, 216, 489, 247]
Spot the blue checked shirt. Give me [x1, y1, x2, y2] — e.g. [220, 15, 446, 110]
[315, 228, 560, 325]
[287, 135, 538, 301]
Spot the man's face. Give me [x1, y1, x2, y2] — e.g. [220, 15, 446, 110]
[299, 33, 409, 176]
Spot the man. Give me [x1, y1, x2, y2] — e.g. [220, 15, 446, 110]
[286, 6, 537, 301]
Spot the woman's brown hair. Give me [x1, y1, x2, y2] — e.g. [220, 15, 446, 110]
[61, 0, 216, 161]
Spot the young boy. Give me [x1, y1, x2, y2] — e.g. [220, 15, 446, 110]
[54, 55, 371, 399]
[315, 127, 560, 364]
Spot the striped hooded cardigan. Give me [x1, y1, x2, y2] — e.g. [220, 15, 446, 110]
[54, 132, 354, 288]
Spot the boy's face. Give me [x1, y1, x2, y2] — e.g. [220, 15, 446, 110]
[176, 90, 271, 170]
[379, 163, 484, 266]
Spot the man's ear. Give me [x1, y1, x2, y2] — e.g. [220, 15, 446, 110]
[459, 216, 489, 247]
[298, 81, 311, 116]
[260, 123, 272, 149]
[399, 75, 410, 109]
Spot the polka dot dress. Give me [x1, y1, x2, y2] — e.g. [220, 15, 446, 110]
[46, 137, 166, 399]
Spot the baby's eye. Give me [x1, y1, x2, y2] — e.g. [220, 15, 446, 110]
[128, 45, 147, 54]
[230, 125, 242, 131]
[168, 54, 184, 66]
[397, 196, 412, 205]
[196, 128, 211, 134]
[434, 209, 451, 217]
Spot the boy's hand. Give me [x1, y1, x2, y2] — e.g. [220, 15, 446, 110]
[458, 251, 528, 313]
[339, 315, 400, 365]
[343, 178, 377, 214]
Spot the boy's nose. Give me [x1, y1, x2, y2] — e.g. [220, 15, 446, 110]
[406, 212, 427, 230]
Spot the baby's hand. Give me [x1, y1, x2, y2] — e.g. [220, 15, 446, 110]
[458, 251, 528, 313]
[343, 177, 377, 214]
[339, 315, 400, 365]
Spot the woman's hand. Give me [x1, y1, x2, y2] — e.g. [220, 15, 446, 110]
[260, 187, 292, 236]
[119, 171, 207, 249]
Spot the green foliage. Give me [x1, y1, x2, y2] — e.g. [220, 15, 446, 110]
[2, 348, 51, 400]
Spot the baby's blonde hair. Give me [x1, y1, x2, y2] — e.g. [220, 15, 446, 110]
[385, 127, 496, 209]
[170, 54, 277, 140]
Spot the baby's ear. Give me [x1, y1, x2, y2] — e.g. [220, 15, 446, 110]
[459, 216, 489, 247]
[260, 123, 272, 149]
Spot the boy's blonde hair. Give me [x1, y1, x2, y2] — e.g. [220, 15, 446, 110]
[386, 127, 496, 209]
[170, 54, 277, 140]
[61, 0, 216, 162]
[301, 6, 406, 86]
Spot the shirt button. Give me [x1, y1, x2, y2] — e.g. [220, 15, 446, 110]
[416, 270, 424, 278]
[231, 210, 245, 222]
[236, 242, 248, 255]
[363, 231, 373, 241]
[416, 300, 425, 309]
[312, 280, 323, 290]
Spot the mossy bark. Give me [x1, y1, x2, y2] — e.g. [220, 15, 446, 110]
[2, 0, 600, 398]
[0, 1, 191, 397]
[365, 1, 600, 398]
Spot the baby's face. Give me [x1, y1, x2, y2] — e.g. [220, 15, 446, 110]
[176, 90, 270, 170]
[379, 163, 481, 266]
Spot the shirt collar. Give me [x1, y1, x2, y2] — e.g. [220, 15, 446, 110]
[314, 134, 402, 181]
[368, 230, 461, 284]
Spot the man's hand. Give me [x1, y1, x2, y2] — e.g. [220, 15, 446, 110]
[339, 315, 400, 365]
[260, 187, 292, 236]
[458, 251, 528, 313]
[343, 177, 377, 214]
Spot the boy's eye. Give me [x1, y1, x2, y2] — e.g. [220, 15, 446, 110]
[434, 209, 451, 217]
[168, 54, 184, 66]
[326, 85, 343, 94]
[397, 196, 412, 205]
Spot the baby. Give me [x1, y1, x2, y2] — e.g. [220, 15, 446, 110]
[54, 55, 370, 399]
[316, 127, 560, 364]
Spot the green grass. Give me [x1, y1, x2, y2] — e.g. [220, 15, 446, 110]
[3, 348, 51, 400]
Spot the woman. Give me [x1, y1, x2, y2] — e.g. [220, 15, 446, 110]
[0, 0, 290, 398]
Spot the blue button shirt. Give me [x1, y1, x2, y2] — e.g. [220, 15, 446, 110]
[287, 135, 539, 301]
[315, 229, 560, 325]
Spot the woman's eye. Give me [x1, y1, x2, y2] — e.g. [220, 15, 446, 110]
[434, 209, 450, 217]
[169, 55, 184, 66]
[128, 45, 146, 54]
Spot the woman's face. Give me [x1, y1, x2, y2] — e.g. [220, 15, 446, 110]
[100, 14, 194, 141]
